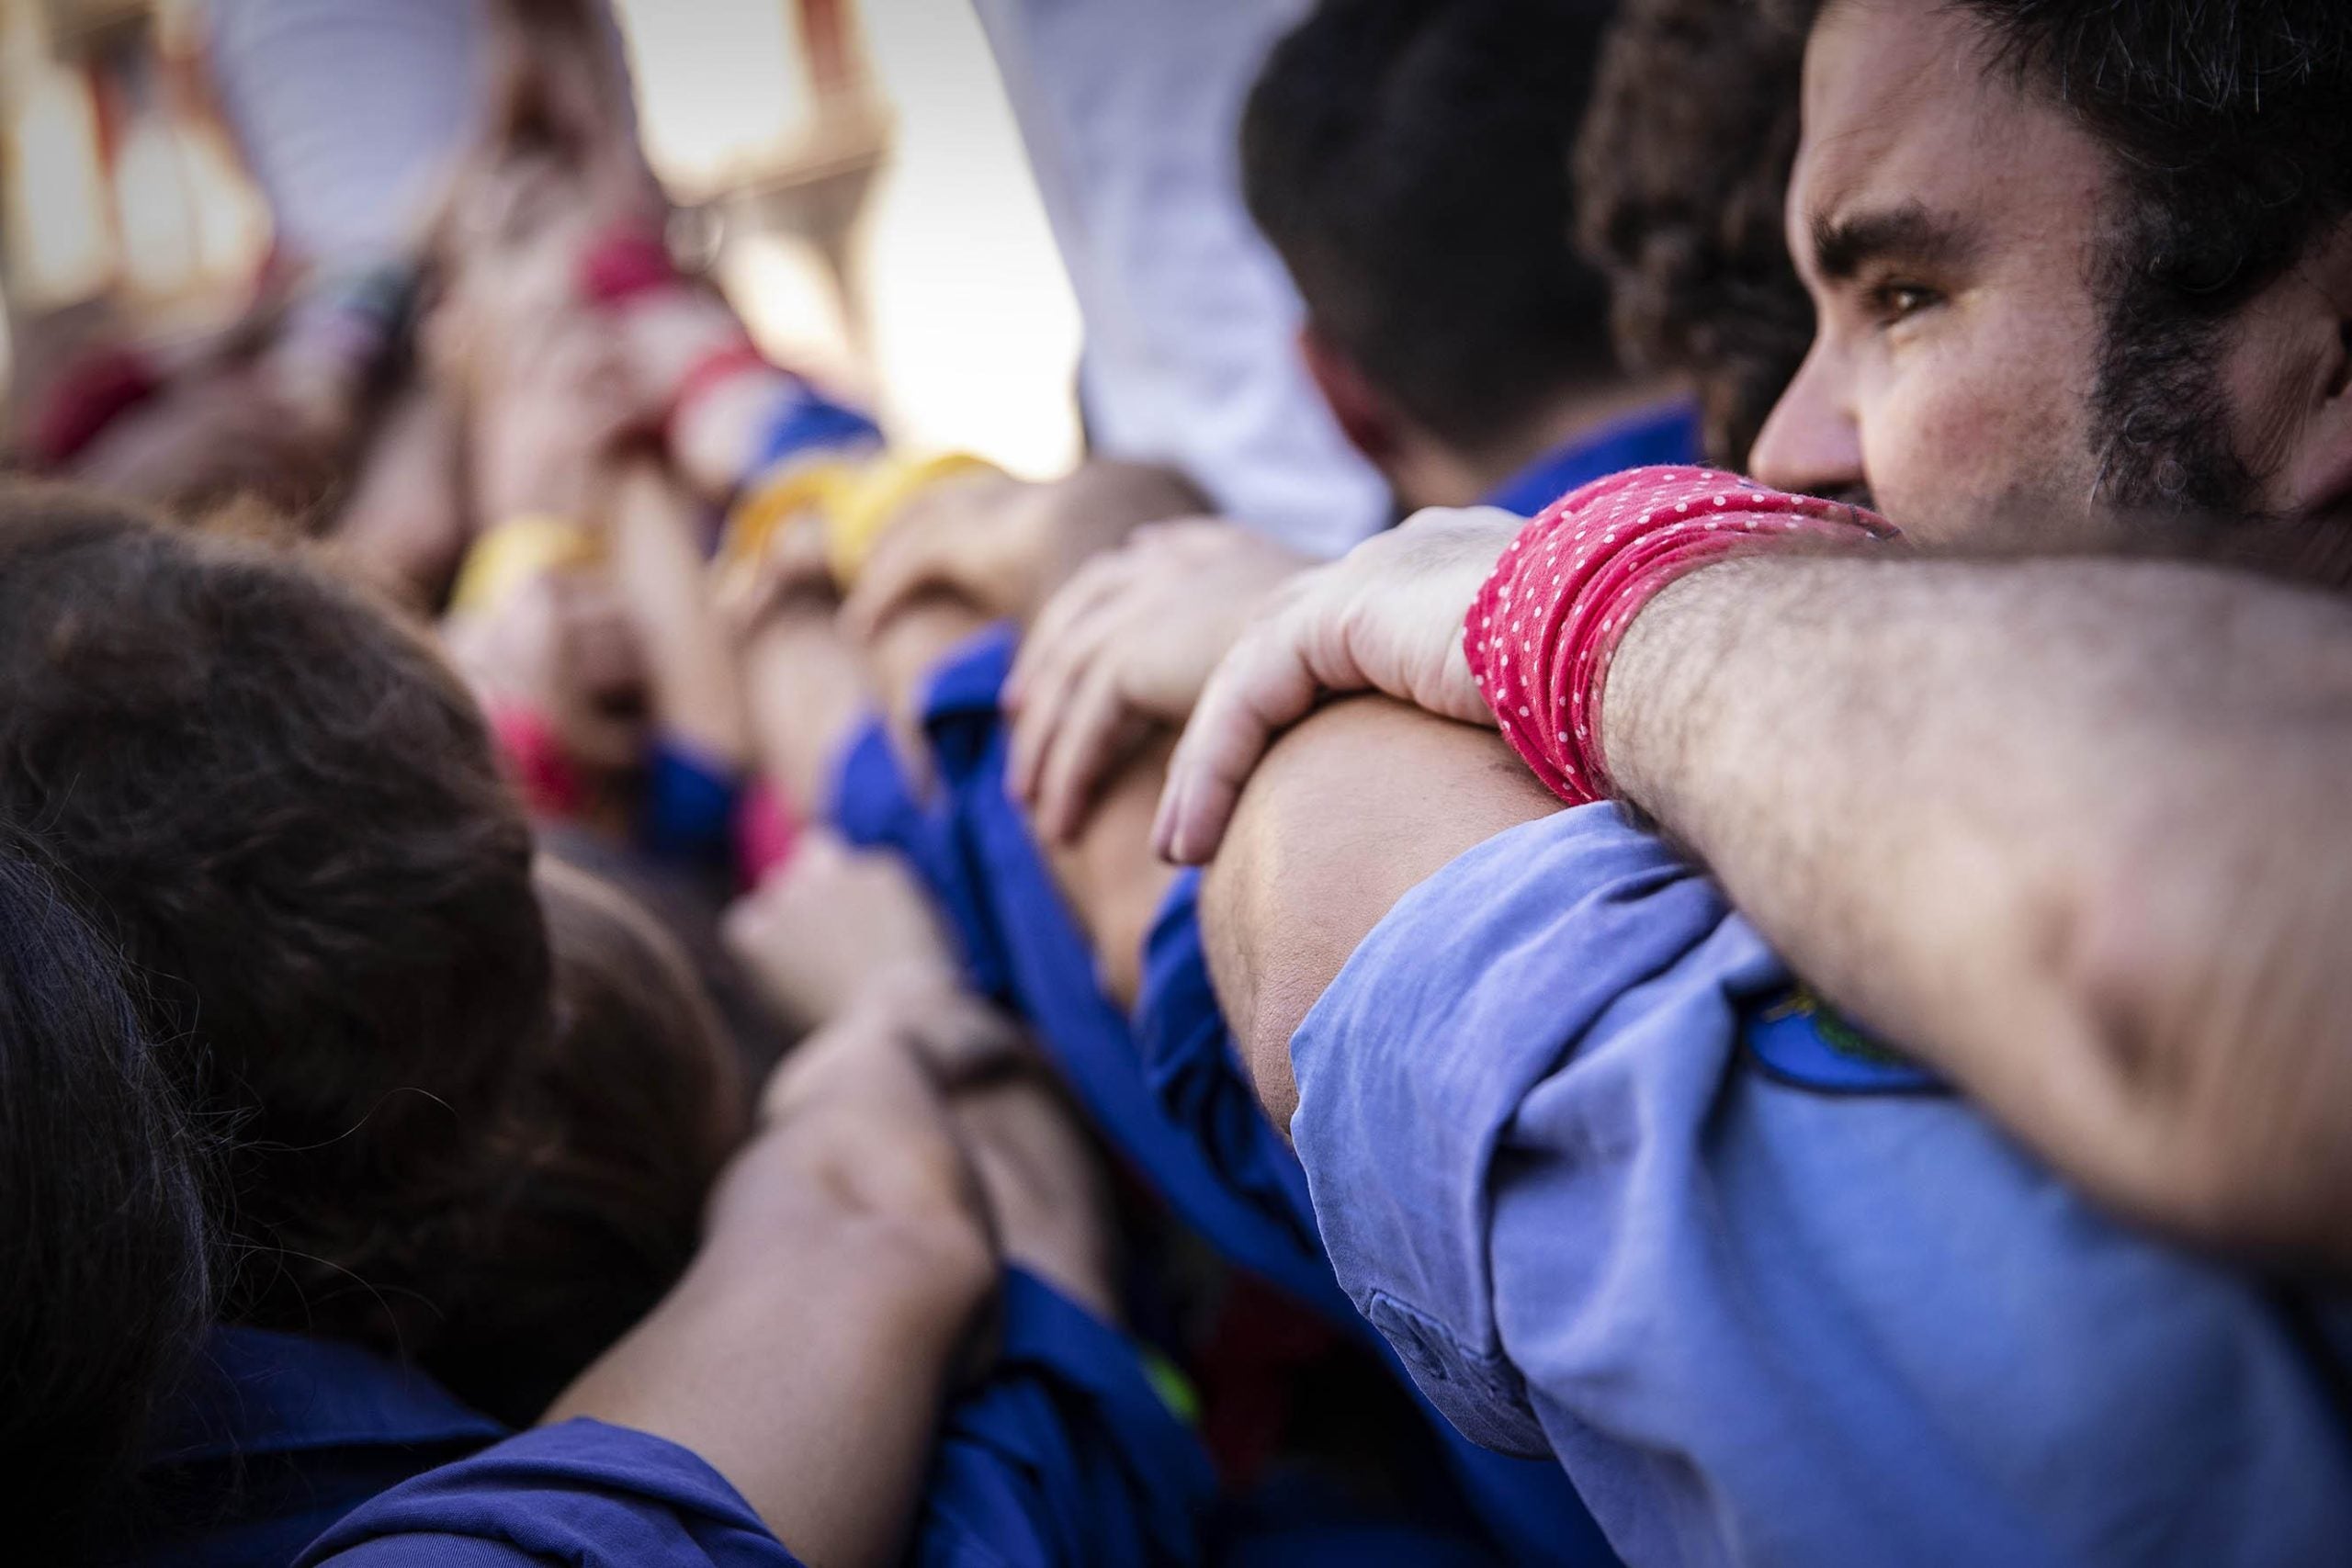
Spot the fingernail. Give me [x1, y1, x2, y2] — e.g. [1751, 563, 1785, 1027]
[1151, 791, 1182, 862]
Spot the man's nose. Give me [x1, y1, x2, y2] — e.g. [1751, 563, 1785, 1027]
[1748, 344, 1865, 500]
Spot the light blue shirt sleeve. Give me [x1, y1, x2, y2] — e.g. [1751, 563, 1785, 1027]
[1291, 805, 2352, 1567]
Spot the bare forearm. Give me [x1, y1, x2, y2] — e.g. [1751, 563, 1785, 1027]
[743, 607, 875, 817]
[863, 594, 997, 792]
[1200, 697, 1561, 1127]
[1606, 553, 2352, 1263]
[610, 465, 749, 767]
[1042, 738, 1180, 1011]
[545, 1213, 972, 1568]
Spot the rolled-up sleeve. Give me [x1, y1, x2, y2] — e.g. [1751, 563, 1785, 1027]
[1288, 805, 1727, 1455]
[1289, 807, 2352, 1566]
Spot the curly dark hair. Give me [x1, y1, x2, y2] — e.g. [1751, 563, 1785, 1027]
[0, 486, 550, 1393]
[1574, 0, 1813, 467]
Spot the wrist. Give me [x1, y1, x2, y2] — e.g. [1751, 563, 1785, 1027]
[1468, 468, 1892, 807]
[695, 1127, 995, 1336]
[1595, 558, 1738, 818]
[665, 341, 775, 457]
[827, 960, 971, 1036]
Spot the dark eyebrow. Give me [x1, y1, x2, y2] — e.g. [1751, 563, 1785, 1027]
[1808, 203, 1980, 282]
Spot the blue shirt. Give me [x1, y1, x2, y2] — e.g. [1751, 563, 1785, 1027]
[1481, 402, 1701, 520]
[1292, 805, 2352, 1566]
[296, 1420, 797, 1568]
[804, 412, 1710, 1563]
[134, 1270, 1206, 1567]
[835, 627, 1616, 1568]
[747, 379, 883, 479]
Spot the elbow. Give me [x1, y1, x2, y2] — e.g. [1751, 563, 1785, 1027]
[1233, 993, 1303, 1136]
[1198, 821, 1303, 1134]
[2056, 861, 2352, 1271]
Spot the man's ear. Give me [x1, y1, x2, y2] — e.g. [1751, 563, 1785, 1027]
[1298, 326, 1401, 468]
[2281, 220, 2352, 518]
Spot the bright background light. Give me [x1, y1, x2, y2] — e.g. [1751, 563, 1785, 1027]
[614, 0, 1084, 478]
[0, 0, 1083, 477]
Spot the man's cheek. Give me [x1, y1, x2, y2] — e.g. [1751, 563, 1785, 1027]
[1872, 364, 2071, 546]
[1857, 385, 1985, 542]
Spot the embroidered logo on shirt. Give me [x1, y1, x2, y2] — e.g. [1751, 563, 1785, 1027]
[1742, 987, 1945, 1095]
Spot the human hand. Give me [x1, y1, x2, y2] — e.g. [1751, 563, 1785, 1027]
[948, 1062, 1118, 1325]
[443, 563, 650, 775]
[1153, 506, 1521, 864]
[842, 459, 1204, 638]
[1003, 518, 1307, 844]
[325, 386, 469, 607]
[717, 1010, 997, 1320]
[717, 510, 840, 643]
[723, 829, 963, 1033]
[773, 980, 1117, 1324]
[720, 514, 877, 818]
[605, 458, 751, 769]
[72, 364, 340, 517]
[466, 310, 643, 529]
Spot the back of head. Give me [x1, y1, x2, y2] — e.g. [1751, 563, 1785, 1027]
[1575, 0, 1812, 467]
[432, 859, 744, 1425]
[0, 832, 217, 1559]
[1243, 0, 1625, 455]
[0, 484, 548, 1366]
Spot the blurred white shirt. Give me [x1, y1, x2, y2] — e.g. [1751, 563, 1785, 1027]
[971, 0, 1388, 558]
[204, 0, 492, 265]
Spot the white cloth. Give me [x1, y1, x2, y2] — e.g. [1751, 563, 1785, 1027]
[971, 0, 1388, 558]
[203, 0, 492, 264]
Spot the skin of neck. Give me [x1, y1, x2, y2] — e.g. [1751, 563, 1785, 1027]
[1385, 375, 1690, 512]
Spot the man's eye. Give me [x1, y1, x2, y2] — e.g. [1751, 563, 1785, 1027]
[1864, 281, 1941, 328]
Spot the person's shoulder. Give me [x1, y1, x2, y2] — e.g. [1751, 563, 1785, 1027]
[296, 1420, 802, 1568]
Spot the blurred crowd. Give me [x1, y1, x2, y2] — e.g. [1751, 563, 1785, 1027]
[5, 0, 2352, 1565]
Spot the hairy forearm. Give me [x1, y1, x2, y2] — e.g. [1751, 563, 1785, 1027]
[1606, 553, 2352, 1265]
[1201, 697, 1561, 1128]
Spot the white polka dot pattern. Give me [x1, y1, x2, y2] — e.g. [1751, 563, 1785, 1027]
[1464, 467, 1894, 806]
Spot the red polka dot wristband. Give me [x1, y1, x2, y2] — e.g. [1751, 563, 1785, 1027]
[1464, 466, 1894, 806]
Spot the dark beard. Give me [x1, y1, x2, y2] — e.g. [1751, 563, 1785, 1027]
[2084, 213, 2264, 524]
[2084, 265, 2352, 585]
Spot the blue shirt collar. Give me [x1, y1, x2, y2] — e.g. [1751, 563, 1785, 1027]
[150, 1326, 504, 1464]
[1481, 400, 1702, 518]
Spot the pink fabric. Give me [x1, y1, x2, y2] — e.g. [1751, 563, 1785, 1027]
[1466, 466, 1893, 806]
[30, 346, 160, 467]
[577, 224, 684, 309]
[735, 779, 801, 888]
[486, 701, 591, 819]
